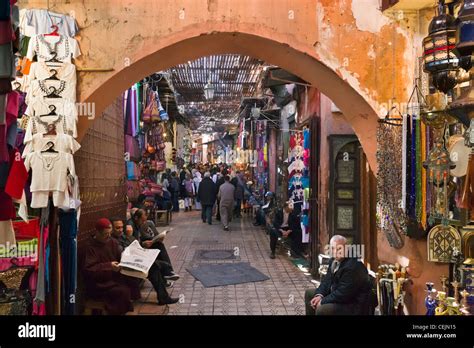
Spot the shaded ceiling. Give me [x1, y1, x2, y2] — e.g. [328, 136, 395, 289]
[166, 54, 269, 132]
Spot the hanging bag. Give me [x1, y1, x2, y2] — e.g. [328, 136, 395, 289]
[143, 90, 159, 123]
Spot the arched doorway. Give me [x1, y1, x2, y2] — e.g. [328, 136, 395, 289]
[77, 31, 380, 173]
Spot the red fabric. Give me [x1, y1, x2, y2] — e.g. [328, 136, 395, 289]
[95, 218, 112, 231]
[0, 124, 7, 163]
[5, 148, 27, 200]
[13, 218, 40, 240]
[289, 135, 296, 149]
[0, 189, 15, 221]
[0, 19, 14, 45]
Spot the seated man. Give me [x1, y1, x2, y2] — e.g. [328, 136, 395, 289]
[269, 201, 302, 259]
[305, 235, 368, 315]
[110, 217, 179, 305]
[78, 218, 141, 315]
[253, 191, 274, 226]
[127, 209, 180, 280]
[111, 217, 178, 283]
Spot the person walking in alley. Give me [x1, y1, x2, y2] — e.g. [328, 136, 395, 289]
[197, 172, 217, 225]
[169, 171, 180, 212]
[218, 175, 235, 231]
[231, 175, 244, 218]
[215, 170, 226, 221]
[183, 173, 195, 211]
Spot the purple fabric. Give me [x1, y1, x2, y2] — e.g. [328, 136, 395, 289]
[124, 87, 138, 136]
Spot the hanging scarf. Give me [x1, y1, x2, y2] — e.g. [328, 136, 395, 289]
[409, 116, 416, 219]
[421, 122, 427, 229]
[416, 119, 422, 222]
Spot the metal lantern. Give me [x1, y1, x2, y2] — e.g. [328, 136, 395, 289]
[423, 0, 459, 93]
[424, 139, 456, 224]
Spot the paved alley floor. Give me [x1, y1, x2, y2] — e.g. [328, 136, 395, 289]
[130, 210, 316, 315]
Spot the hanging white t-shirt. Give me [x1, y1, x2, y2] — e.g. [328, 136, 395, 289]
[23, 133, 81, 158]
[24, 114, 74, 143]
[27, 34, 81, 63]
[288, 158, 305, 175]
[24, 98, 77, 121]
[23, 9, 78, 37]
[26, 79, 76, 104]
[24, 151, 76, 192]
[27, 61, 76, 85]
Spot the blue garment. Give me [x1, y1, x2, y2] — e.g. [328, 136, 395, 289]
[126, 161, 137, 180]
[289, 176, 309, 190]
[59, 209, 78, 315]
[6, 121, 16, 147]
[303, 129, 310, 150]
[302, 214, 309, 227]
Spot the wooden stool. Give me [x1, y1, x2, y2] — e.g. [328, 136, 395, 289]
[154, 210, 169, 226]
[83, 299, 107, 315]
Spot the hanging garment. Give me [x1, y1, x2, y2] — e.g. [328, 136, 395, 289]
[0, 189, 15, 221]
[23, 133, 80, 158]
[12, 218, 40, 240]
[24, 114, 76, 143]
[5, 148, 27, 200]
[0, 18, 15, 45]
[27, 60, 76, 86]
[58, 209, 77, 315]
[0, 1, 10, 20]
[6, 90, 18, 123]
[23, 9, 78, 37]
[0, 42, 14, 79]
[0, 219, 16, 246]
[303, 128, 310, 150]
[124, 135, 140, 161]
[26, 34, 81, 63]
[24, 98, 77, 124]
[24, 151, 76, 208]
[26, 79, 76, 104]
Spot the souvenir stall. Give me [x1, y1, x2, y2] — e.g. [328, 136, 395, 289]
[0, 6, 81, 315]
[287, 126, 311, 249]
[125, 78, 170, 216]
[376, 0, 474, 315]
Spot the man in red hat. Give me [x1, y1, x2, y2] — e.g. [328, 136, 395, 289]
[78, 218, 141, 315]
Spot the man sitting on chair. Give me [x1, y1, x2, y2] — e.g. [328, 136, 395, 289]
[304, 235, 368, 315]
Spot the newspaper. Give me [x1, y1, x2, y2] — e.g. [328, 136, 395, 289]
[118, 240, 160, 279]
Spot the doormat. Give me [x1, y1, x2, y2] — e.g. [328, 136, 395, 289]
[186, 262, 270, 287]
[194, 249, 237, 261]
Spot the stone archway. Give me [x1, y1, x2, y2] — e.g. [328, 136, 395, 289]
[78, 30, 380, 172]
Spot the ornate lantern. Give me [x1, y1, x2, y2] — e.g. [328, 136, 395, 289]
[423, 139, 456, 224]
[423, 0, 459, 93]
